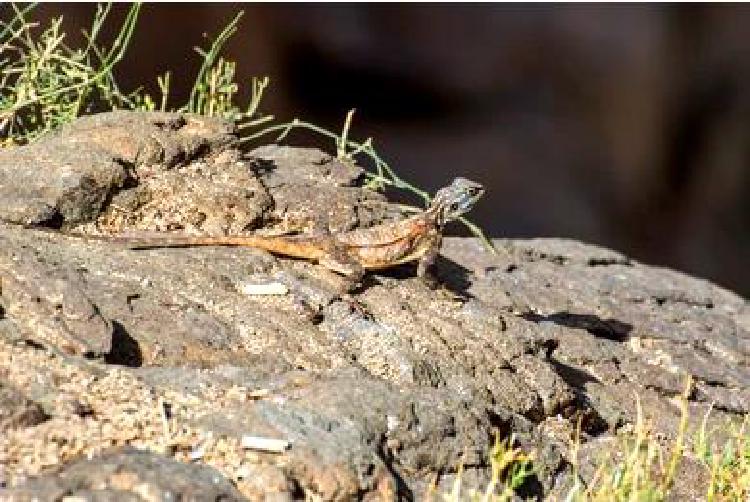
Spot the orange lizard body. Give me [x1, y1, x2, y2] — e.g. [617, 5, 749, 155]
[117, 178, 484, 283]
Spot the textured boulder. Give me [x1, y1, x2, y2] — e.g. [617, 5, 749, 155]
[0, 112, 747, 500]
[2, 448, 247, 501]
[0, 112, 234, 228]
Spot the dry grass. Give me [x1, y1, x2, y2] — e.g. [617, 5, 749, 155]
[439, 377, 750, 501]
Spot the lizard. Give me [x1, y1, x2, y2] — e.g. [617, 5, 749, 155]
[112, 177, 484, 286]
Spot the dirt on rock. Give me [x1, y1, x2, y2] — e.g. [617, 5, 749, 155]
[0, 111, 747, 500]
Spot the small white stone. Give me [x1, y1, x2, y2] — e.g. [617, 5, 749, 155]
[189, 445, 205, 460]
[241, 435, 290, 453]
[239, 282, 289, 296]
[386, 415, 400, 432]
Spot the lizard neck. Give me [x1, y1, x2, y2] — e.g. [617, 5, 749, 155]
[424, 204, 447, 230]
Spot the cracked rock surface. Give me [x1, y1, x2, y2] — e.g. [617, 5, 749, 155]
[0, 111, 748, 500]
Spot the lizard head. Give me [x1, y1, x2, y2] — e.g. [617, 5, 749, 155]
[430, 177, 485, 225]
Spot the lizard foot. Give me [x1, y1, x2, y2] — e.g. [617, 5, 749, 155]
[337, 293, 371, 319]
[419, 272, 441, 291]
[291, 294, 325, 324]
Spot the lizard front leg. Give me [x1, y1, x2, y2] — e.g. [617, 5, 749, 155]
[417, 235, 441, 289]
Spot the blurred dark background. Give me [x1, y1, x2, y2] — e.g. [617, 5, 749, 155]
[26, 4, 750, 296]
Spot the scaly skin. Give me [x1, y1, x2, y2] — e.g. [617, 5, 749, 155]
[116, 178, 485, 284]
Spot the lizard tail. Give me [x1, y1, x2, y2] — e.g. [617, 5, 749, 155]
[122, 234, 326, 260]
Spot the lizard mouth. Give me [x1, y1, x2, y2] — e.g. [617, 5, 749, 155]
[452, 194, 482, 215]
[453, 185, 485, 214]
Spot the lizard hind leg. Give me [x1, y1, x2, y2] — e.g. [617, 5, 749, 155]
[318, 251, 365, 291]
[317, 251, 370, 318]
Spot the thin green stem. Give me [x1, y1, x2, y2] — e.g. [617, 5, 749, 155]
[187, 11, 242, 113]
[2, 3, 141, 116]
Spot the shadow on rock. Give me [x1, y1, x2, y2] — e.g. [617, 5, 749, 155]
[521, 312, 633, 342]
[543, 361, 613, 436]
[549, 359, 600, 388]
[38, 210, 64, 230]
[249, 156, 277, 175]
[515, 473, 545, 501]
[104, 321, 143, 367]
[434, 255, 475, 297]
[376, 445, 415, 501]
[372, 255, 475, 299]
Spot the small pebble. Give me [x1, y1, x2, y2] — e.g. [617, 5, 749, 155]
[239, 282, 289, 296]
[241, 435, 290, 453]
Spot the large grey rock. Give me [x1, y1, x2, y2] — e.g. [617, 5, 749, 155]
[1, 448, 247, 501]
[0, 111, 747, 500]
[0, 112, 235, 228]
